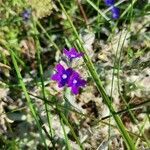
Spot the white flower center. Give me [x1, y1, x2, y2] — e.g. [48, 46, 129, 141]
[73, 79, 77, 84]
[62, 74, 67, 79]
[71, 54, 75, 57]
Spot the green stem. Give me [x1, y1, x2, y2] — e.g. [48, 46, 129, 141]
[59, 110, 84, 150]
[36, 20, 60, 52]
[59, 115, 72, 150]
[33, 19, 55, 148]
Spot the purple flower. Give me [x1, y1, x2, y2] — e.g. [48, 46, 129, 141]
[63, 48, 83, 61]
[68, 71, 86, 95]
[51, 63, 86, 95]
[22, 9, 31, 21]
[111, 7, 120, 19]
[104, 0, 115, 6]
[51, 64, 73, 87]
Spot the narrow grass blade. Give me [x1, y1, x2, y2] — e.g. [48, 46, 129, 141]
[8, 46, 48, 150]
[60, 116, 72, 150]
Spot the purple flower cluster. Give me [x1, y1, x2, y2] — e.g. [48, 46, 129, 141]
[22, 9, 31, 21]
[104, 0, 120, 19]
[51, 48, 86, 95]
[64, 48, 83, 61]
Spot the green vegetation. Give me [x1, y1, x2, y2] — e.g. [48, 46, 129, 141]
[0, 0, 149, 149]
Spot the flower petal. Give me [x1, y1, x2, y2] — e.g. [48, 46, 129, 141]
[71, 86, 79, 95]
[59, 79, 67, 87]
[111, 7, 120, 19]
[58, 83, 64, 88]
[55, 64, 65, 73]
[72, 71, 80, 78]
[63, 48, 69, 56]
[68, 78, 74, 87]
[66, 68, 73, 77]
[64, 47, 83, 60]
[51, 73, 60, 81]
[68, 71, 80, 87]
[79, 79, 86, 87]
[70, 48, 77, 54]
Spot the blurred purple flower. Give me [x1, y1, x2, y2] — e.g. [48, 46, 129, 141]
[63, 48, 83, 61]
[51, 64, 73, 87]
[111, 6, 120, 19]
[68, 71, 86, 95]
[104, 0, 115, 6]
[22, 9, 31, 21]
